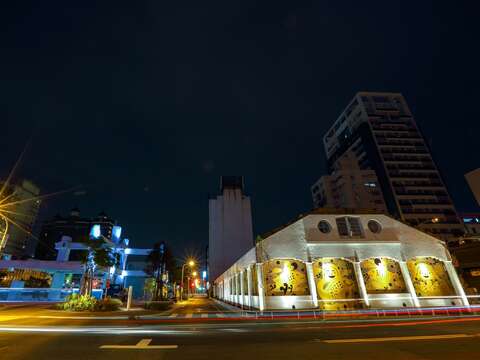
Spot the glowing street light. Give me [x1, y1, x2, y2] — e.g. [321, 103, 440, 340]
[180, 259, 196, 300]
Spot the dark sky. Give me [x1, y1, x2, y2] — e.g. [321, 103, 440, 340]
[1, 1, 478, 257]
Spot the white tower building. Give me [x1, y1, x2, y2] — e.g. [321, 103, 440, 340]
[209, 176, 253, 282]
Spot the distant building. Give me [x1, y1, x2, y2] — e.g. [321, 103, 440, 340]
[0, 234, 155, 301]
[465, 168, 480, 206]
[0, 179, 41, 259]
[323, 92, 464, 242]
[311, 151, 387, 213]
[460, 213, 480, 235]
[35, 208, 116, 260]
[208, 176, 254, 282]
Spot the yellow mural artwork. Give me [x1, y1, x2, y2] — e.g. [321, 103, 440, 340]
[360, 258, 407, 294]
[312, 258, 361, 310]
[263, 259, 310, 296]
[407, 257, 455, 297]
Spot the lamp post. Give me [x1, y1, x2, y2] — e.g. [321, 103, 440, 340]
[180, 260, 195, 301]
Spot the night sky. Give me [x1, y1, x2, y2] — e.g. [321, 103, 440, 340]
[1, 1, 478, 258]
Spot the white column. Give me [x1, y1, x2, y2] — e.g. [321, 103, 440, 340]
[353, 262, 369, 307]
[235, 274, 240, 305]
[399, 261, 420, 307]
[445, 261, 469, 307]
[306, 262, 318, 308]
[240, 271, 244, 307]
[256, 263, 266, 311]
[247, 266, 252, 308]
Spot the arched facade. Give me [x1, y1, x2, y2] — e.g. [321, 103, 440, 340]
[407, 257, 455, 297]
[360, 257, 407, 294]
[262, 259, 309, 297]
[312, 258, 361, 310]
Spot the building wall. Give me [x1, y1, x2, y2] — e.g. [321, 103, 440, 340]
[1, 180, 40, 259]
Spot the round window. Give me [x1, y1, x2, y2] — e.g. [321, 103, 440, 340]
[317, 220, 332, 234]
[367, 220, 382, 234]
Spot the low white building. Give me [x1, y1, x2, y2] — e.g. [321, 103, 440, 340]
[213, 210, 468, 310]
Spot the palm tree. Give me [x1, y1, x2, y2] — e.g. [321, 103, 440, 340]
[146, 242, 175, 300]
[79, 236, 117, 296]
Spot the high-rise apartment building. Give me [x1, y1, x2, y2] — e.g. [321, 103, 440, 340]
[311, 151, 387, 213]
[0, 180, 41, 259]
[208, 176, 253, 281]
[323, 92, 464, 242]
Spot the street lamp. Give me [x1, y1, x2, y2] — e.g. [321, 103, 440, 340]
[180, 260, 195, 300]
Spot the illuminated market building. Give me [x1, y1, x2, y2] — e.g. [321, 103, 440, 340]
[212, 209, 468, 311]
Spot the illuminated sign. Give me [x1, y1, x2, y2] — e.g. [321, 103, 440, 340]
[112, 226, 122, 241]
[90, 224, 101, 239]
[202, 271, 207, 280]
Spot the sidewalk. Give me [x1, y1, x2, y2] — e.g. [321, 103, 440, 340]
[2, 299, 479, 324]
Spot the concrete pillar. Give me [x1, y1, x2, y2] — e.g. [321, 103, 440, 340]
[56, 236, 72, 262]
[51, 272, 65, 288]
[239, 271, 244, 307]
[445, 261, 469, 307]
[306, 262, 318, 308]
[256, 263, 266, 311]
[399, 261, 420, 307]
[247, 266, 252, 309]
[235, 273, 240, 304]
[50, 272, 65, 301]
[353, 262, 369, 308]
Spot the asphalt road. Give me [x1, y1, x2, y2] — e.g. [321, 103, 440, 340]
[1, 298, 480, 359]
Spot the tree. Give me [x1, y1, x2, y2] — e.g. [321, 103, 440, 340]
[79, 236, 117, 296]
[145, 242, 175, 300]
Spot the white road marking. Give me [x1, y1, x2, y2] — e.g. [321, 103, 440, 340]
[323, 334, 473, 344]
[100, 338, 178, 350]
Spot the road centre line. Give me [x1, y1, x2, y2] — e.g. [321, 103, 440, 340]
[100, 338, 178, 350]
[323, 334, 474, 343]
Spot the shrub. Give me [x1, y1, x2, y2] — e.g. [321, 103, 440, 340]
[57, 294, 122, 312]
[57, 293, 98, 311]
[144, 301, 172, 311]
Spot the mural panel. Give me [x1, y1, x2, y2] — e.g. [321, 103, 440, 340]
[263, 259, 310, 296]
[361, 258, 407, 294]
[407, 257, 455, 297]
[312, 258, 361, 310]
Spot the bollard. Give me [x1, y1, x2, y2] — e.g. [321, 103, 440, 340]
[126, 286, 133, 311]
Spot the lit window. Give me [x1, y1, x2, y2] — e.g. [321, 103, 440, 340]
[336, 217, 364, 237]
